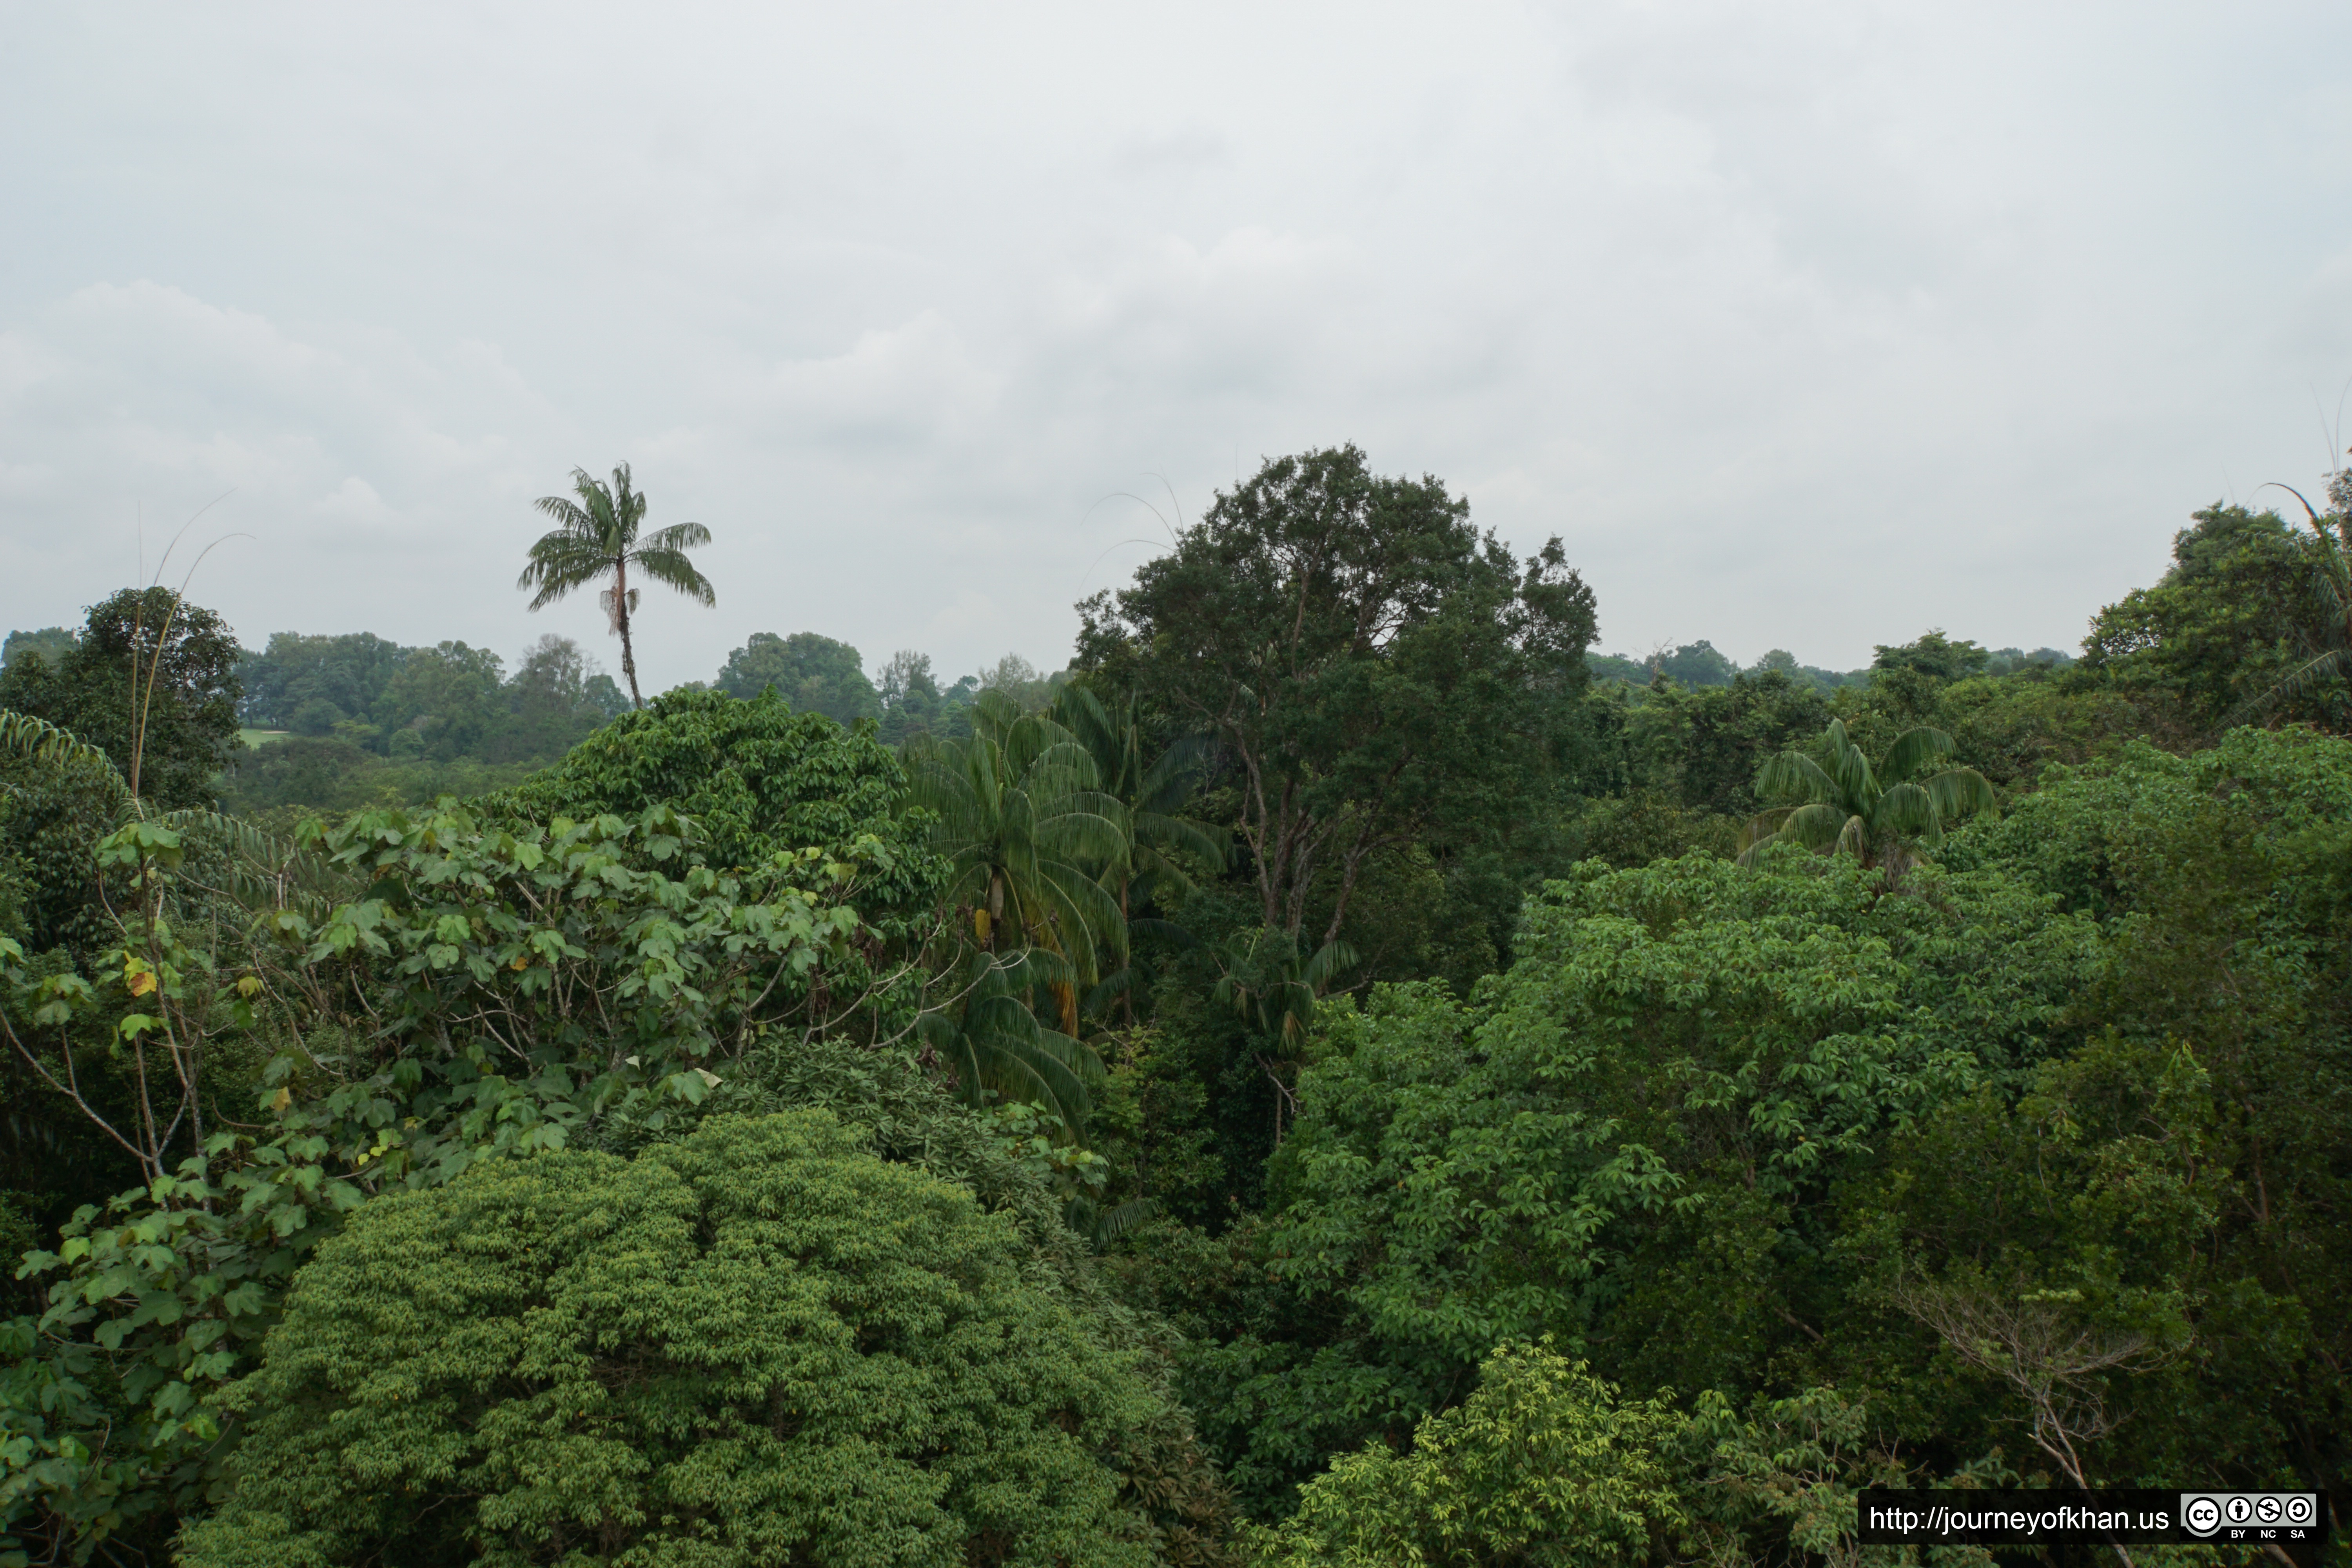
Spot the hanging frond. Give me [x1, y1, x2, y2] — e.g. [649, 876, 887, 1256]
[1921, 766, 1996, 824]
[2230, 648, 2352, 723]
[1065, 1195, 1158, 1245]
[1820, 719, 1879, 807]
[1871, 781, 1944, 845]
[1878, 726, 1957, 786]
[1300, 938, 1360, 992]
[630, 546, 716, 606]
[921, 989, 1106, 1136]
[1755, 750, 1839, 808]
[160, 809, 358, 919]
[0, 710, 132, 807]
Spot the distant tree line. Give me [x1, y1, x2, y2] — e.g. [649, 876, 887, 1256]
[238, 631, 630, 756]
[1585, 633, 2073, 694]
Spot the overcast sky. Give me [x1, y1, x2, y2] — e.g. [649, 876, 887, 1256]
[4, 2, 2350, 691]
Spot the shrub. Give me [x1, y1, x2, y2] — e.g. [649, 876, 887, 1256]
[1252, 1343, 1685, 1568]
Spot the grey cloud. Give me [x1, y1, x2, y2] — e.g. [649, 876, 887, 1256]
[3, 1, 2350, 690]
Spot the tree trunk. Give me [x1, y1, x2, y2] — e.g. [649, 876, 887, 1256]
[615, 556, 642, 709]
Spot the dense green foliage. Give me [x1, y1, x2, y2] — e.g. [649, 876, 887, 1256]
[1078, 444, 1597, 946]
[490, 688, 917, 877]
[0, 588, 241, 808]
[1258, 1344, 1689, 1568]
[1139, 851, 2099, 1510]
[1259, 1341, 1913, 1568]
[0, 631, 78, 674]
[2082, 504, 2348, 738]
[4, 446, 2350, 1565]
[180, 1111, 1167, 1568]
[239, 632, 625, 755]
[220, 632, 1023, 813]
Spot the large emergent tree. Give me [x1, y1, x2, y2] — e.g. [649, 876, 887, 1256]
[715, 630, 883, 722]
[2228, 461, 2352, 726]
[518, 462, 713, 709]
[1077, 445, 1597, 943]
[2080, 503, 2342, 738]
[0, 586, 241, 808]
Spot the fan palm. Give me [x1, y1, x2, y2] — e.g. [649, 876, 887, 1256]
[1738, 718, 1994, 877]
[517, 463, 713, 709]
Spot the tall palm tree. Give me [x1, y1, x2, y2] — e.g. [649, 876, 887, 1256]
[906, 692, 1131, 1012]
[903, 692, 1131, 1133]
[1049, 685, 1227, 1020]
[1738, 718, 1994, 878]
[517, 463, 713, 709]
[1208, 926, 1359, 1147]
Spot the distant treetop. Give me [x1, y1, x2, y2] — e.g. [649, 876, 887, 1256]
[0, 627, 78, 672]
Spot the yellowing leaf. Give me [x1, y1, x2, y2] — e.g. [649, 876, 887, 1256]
[127, 970, 156, 997]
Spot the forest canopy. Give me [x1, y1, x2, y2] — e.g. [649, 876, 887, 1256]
[2, 449, 2348, 1566]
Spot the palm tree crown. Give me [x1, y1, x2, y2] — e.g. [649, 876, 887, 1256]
[904, 691, 1133, 1132]
[1739, 718, 1995, 876]
[1048, 686, 1227, 1016]
[517, 463, 713, 708]
[906, 692, 1132, 992]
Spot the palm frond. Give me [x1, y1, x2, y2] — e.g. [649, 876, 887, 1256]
[1820, 720, 1878, 808]
[528, 493, 598, 535]
[628, 547, 717, 607]
[1135, 731, 1213, 814]
[517, 535, 617, 608]
[1735, 806, 1797, 864]
[1133, 809, 1227, 870]
[1125, 916, 1200, 949]
[162, 809, 356, 918]
[2229, 648, 2352, 724]
[1070, 1196, 1158, 1244]
[1785, 803, 1857, 853]
[1755, 750, 1837, 808]
[1871, 781, 1943, 845]
[943, 993, 1105, 1134]
[1833, 812, 1869, 858]
[638, 521, 713, 554]
[1301, 938, 1360, 991]
[1920, 766, 1996, 824]
[1029, 858, 1132, 973]
[0, 710, 131, 806]
[1083, 967, 1134, 1017]
[1879, 726, 1956, 786]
